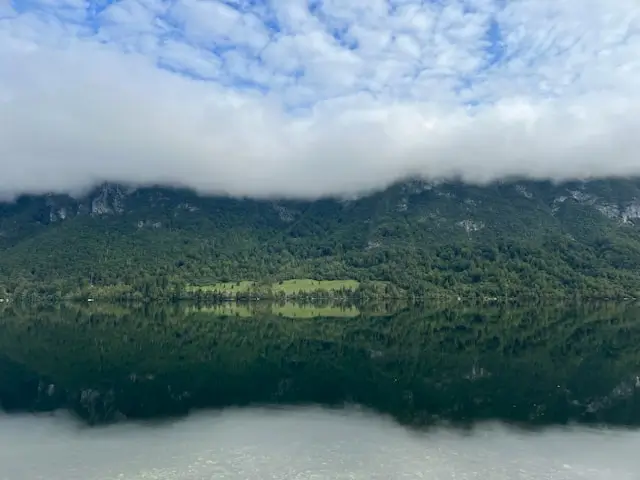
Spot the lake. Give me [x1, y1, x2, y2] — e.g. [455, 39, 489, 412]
[0, 302, 639, 479]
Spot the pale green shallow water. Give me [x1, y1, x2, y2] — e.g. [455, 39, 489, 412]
[0, 407, 637, 480]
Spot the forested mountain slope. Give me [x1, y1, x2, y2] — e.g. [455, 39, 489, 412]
[3, 178, 640, 299]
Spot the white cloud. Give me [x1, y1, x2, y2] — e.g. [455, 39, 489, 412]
[0, 0, 14, 19]
[170, 0, 270, 50]
[158, 39, 221, 79]
[0, 0, 639, 199]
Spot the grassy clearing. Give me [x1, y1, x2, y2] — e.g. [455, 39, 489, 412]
[272, 279, 359, 294]
[185, 302, 360, 318]
[187, 279, 360, 295]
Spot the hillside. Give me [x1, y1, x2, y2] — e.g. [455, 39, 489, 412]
[3, 178, 640, 300]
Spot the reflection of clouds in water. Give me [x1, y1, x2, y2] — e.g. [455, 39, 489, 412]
[0, 407, 638, 479]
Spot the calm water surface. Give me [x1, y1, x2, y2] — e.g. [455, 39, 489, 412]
[0, 302, 638, 479]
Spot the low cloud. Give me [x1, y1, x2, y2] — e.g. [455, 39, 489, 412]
[1, 0, 639, 200]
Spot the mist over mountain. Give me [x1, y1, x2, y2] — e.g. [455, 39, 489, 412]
[3, 178, 640, 300]
[1, 0, 640, 199]
[2, 1, 640, 299]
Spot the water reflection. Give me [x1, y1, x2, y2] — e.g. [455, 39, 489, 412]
[1, 408, 638, 479]
[0, 302, 638, 428]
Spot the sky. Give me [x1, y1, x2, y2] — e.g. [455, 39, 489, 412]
[1, 0, 639, 199]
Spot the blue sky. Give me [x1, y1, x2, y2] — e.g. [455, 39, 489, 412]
[0, 0, 639, 198]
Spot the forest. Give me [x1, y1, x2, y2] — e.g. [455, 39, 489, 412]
[3, 178, 640, 301]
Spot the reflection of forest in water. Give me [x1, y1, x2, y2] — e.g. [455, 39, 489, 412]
[0, 301, 638, 428]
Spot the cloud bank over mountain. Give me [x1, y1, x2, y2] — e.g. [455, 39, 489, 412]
[1, 0, 639, 199]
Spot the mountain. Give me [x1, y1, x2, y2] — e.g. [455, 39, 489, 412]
[3, 178, 640, 300]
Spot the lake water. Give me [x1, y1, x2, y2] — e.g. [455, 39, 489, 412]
[0, 302, 639, 479]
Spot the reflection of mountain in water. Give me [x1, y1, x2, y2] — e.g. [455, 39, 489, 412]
[0, 303, 638, 428]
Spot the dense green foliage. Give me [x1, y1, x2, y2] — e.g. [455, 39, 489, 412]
[3, 178, 640, 299]
[0, 302, 638, 427]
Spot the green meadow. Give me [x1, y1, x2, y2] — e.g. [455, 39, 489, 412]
[187, 279, 360, 295]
